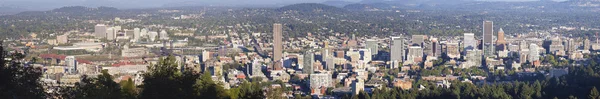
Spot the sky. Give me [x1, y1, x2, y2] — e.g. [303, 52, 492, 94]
[0, 0, 570, 11]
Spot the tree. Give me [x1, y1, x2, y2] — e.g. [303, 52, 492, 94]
[120, 78, 137, 99]
[63, 70, 123, 99]
[229, 81, 264, 99]
[195, 72, 230, 99]
[140, 56, 200, 99]
[0, 47, 45, 98]
[591, 87, 599, 99]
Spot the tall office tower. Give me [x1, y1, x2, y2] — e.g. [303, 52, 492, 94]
[133, 28, 140, 42]
[483, 21, 495, 57]
[65, 56, 77, 74]
[273, 23, 283, 70]
[390, 36, 405, 62]
[94, 24, 107, 38]
[528, 44, 540, 62]
[303, 50, 314, 74]
[496, 28, 507, 50]
[566, 38, 577, 53]
[464, 33, 476, 50]
[430, 38, 441, 57]
[411, 35, 425, 46]
[483, 21, 494, 44]
[366, 39, 378, 55]
[106, 27, 115, 40]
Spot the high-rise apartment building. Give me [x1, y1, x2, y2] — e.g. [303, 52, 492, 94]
[390, 36, 405, 62]
[464, 33, 476, 50]
[303, 50, 314, 74]
[94, 24, 107, 38]
[366, 39, 378, 55]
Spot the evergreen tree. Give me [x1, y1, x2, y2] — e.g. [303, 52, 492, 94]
[120, 78, 137, 99]
[0, 46, 45, 98]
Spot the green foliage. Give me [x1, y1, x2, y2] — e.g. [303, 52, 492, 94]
[229, 80, 266, 99]
[63, 70, 123, 99]
[120, 78, 137, 99]
[0, 48, 45, 98]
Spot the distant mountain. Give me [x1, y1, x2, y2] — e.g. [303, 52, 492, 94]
[50, 6, 119, 13]
[343, 3, 393, 11]
[278, 3, 347, 13]
[0, 7, 28, 15]
[15, 6, 121, 16]
[321, 1, 356, 7]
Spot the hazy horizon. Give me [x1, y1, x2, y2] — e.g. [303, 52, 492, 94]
[0, 0, 571, 11]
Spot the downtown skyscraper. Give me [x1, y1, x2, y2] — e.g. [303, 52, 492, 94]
[273, 23, 283, 70]
[390, 36, 405, 69]
[483, 21, 495, 58]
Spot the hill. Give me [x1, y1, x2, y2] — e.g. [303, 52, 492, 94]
[278, 3, 347, 13]
[321, 1, 356, 7]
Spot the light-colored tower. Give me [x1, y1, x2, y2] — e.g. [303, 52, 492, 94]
[273, 23, 283, 70]
[94, 24, 107, 38]
[528, 44, 540, 62]
[390, 36, 404, 62]
[133, 28, 140, 42]
[464, 33, 476, 50]
[366, 39, 378, 55]
[303, 50, 314, 74]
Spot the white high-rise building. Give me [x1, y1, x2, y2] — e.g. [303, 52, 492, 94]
[529, 44, 540, 62]
[106, 27, 115, 40]
[366, 39, 378, 55]
[133, 28, 140, 42]
[464, 33, 476, 50]
[390, 36, 405, 62]
[94, 24, 107, 38]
